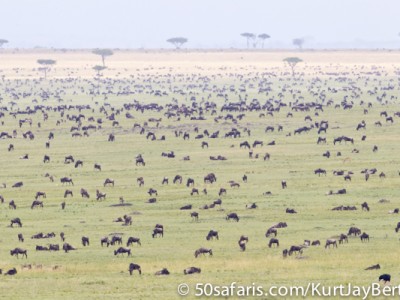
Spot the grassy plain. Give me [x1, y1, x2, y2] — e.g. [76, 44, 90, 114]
[0, 50, 399, 299]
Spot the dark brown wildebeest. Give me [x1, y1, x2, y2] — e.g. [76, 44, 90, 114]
[186, 178, 195, 187]
[240, 141, 251, 149]
[264, 153, 270, 161]
[12, 181, 23, 188]
[265, 227, 277, 237]
[379, 172, 385, 179]
[152, 227, 164, 238]
[80, 188, 90, 198]
[213, 199, 222, 207]
[206, 230, 219, 241]
[136, 156, 145, 166]
[194, 247, 213, 258]
[43, 155, 50, 163]
[322, 150, 330, 158]
[317, 137, 326, 144]
[339, 234, 348, 244]
[123, 215, 132, 226]
[64, 190, 73, 198]
[161, 177, 168, 185]
[155, 268, 170, 275]
[286, 208, 297, 214]
[246, 203, 257, 209]
[238, 235, 248, 251]
[282, 249, 288, 258]
[128, 263, 141, 275]
[96, 190, 106, 201]
[204, 173, 217, 184]
[147, 198, 156, 203]
[201, 141, 208, 148]
[137, 177, 144, 186]
[288, 245, 304, 256]
[114, 247, 131, 256]
[348, 227, 361, 236]
[10, 247, 27, 258]
[60, 232, 65, 242]
[253, 140, 263, 148]
[10, 218, 22, 227]
[226, 213, 239, 222]
[110, 236, 123, 246]
[63, 243, 76, 253]
[344, 174, 352, 181]
[64, 155, 74, 164]
[180, 204, 192, 210]
[230, 182, 240, 188]
[190, 212, 199, 221]
[75, 160, 83, 168]
[31, 200, 43, 209]
[94, 163, 101, 171]
[242, 174, 247, 182]
[36, 245, 49, 251]
[173, 175, 182, 184]
[325, 239, 337, 249]
[8, 144, 14, 151]
[127, 237, 141, 246]
[101, 237, 110, 247]
[281, 180, 287, 189]
[104, 178, 114, 187]
[314, 168, 327, 176]
[82, 236, 89, 246]
[365, 264, 380, 271]
[4, 268, 17, 276]
[373, 145, 378, 153]
[60, 177, 74, 185]
[379, 274, 391, 284]
[361, 202, 370, 211]
[108, 133, 115, 142]
[35, 191, 46, 200]
[219, 188, 227, 196]
[184, 267, 201, 275]
[268, 238, 279, 248]
[395, 222, 400, 233]
[311, 240, 320, 246]
[190, 188, 199, 196]
[360, 232, 369, 242]
[148, 188, 158, 196]
[61, 201, 66, 210]
[18, 233, 24, 242]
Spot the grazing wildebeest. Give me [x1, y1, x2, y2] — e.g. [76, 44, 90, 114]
[161, 177, 168, 185]
[64, 155, 74, 164]
[281, 180, 287, 189]
[322, 150, 330, 158]
[379, 274, 391, 284]
[43, 155, 50, 163]
[201, 141, 208, 148]
[288, 245, 304, 256]
[240, 141, 251, 149]
[365, 264, 380, 270]
[18, 233, 24, 242]
[114, 247, 131, 256]
[360, 232, 369, 242]
[4, 268, 17, 276]
[110, 236, 123, 245]
[206, 230, 219, 241]
[238, 235, 249, 252]
[253, 140, 263, 148]
[96, 190, 106, 200]
[190, 211, 199, 221]
[80, 188, 90, 198]
[128, 263, 141, 275]
[136, 157, 145, 166]
[194, 247, 213, 258]
[190, 188, 199, 196]
[64, 190, 73, 198]
[62, 243, 76, 253]
[311, 240, 320, 246]
[155, 268, 170, 275]
[265, 227, 278, 237]
[10, 248, 27, 258]
[101, 237, 110, 247]
[173, 175, 182, 184]
[184, 267, 201, 275]
[127, 237, 141, 246]
[82, 236, 89, 246]
[314, 168, 327, 176]
[286, 208, 297, 214]
[9, 200, 16, 209]
[31, 200, 43, 209]
[137, 177, 144, 186]
[348, 227, 361, 236]
[339, 234, 348, 244]
[103, 178, 114, 187]
[226, 213, 239, 222]
[10, 218, 22, 227]
[325, 239, 337, 249]
[185, 178, 194, 187]
[94, 163, 101, 171]
[219, 188, 227, 196]
[361, 202, 370, 211]
[230, 182, 240, 188]
[60, 177, 74, 185]
[268, 238, 279, 248]
[35, 191, 46, 200]
[148, 188, 158, 196]
[12, 181, 23, 188]
[152, 227, 164, 238]
[282, 249, 288, 258]
[36, 245, 49, 251]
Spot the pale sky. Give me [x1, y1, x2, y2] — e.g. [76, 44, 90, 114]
[1, 0, 399, 49]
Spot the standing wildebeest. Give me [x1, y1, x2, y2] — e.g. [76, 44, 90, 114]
[43, 155, 50, 163]
[204, 173, 217, 184]
[64, 190, 73, 198]
[379, 274, 391, 284]
[110, 236, 123, 245]
[10, 248, 27, 258]
[361, 202, 370, 211]
[64, 155, 74, 164]
[114, 247, 131, 256]
[190, 211, 199, 221]
[128, 263, 141, 275]
[348, 227, 361, 236]
[10, 218, 22, 227]
[63, 243, 76, 253]
[152, 225, 164, 238]
[311, 240, 320, 246]
[206, 230, 219, 241]
[194, 248, 213, 258]
[80, 188, 90, 198]
[31, 200, 43, 209]
[101, 237, 110, 247]
[190, 188, 199, 196]
[104, 178, 114, 187]
[9, 200, 16, 209]
[60, 177, 74, 185]
[226, 213, 239, 222]
[360, 232, 369, 242]
[75, 160, 83, 168]
[18, 233, 24, 242]
[265, 227, 278, 237]
[339, 234, 348, 244]
[94, 163, 101, 171]
[35, 191, 46, 200]
[314, 168, 327, 176]
[148, 188, 158, 196]
[96, 190, 106, 200]
[127, 237, 141, 246]
[82, 236, 89, 246]
[268, 238, 279, 248]
[238, 235, 249, 251]
[325, 239, 338, 249]
[173, 175, 182, 184]
[218, 188, 227, 196]
[161, 177, 168, 185]
[155, 268, 170, 276]
[184, 267, 201, 275]
[135, 156, 145, 166]
[137, 177, 144, 186]
[186, 178, 194, 187]
[281, 180, 287, 189]
[288, 245, 304, 256]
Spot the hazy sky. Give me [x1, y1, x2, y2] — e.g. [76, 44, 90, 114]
[1, 0, 400, 49]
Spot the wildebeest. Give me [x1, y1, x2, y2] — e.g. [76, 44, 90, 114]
[64, 155, 74, 164]
[194, 247, 213, 258]
[314, 168, 327, 176]
[365, 264, 380, 271]
[360, 232, 369, 242]
[4, 268, 17, 276]
[36, 245, 49, 251]
[206, 230, 219, 241]
[82, 236, 89, 246]
[173, 175, 182, 184]
[286, 208, 297, 214]
[339, 234, 348, 244]
[18, 233, 24, 242]
[148, 188, 158, 196]
[265, 227, 278, 237]
[110, 235, 123, 245]
[379, 274, 391, 284]
[152, 227, 164, 238]
[75, 160, 83, 168]
[101, 237, 110, 247]
[311, 240, 320, 246]
[60, 177, 74, 185]
[268, 238, 279, 248]
[10, 218, 22, 227]
[49, 244, 59, 251]
[190, 211, 199, 221]
[96, 190, 106, 200]
[10, 247, 27, 258]
[64, 190, 73, 198]
[94, 163, 101, 171]
[226, 213, 239, 222]
[281, 180, 287, 189]
[127, 237, 141, 246]
[288, 245, 304, 256]
[128, 263, 141, 275]
[35, 191, 46, 200]
[184, 267, 201, 275]
[114, 247, 131, 256]
[9, 200, 16, 209]
[31, 200, 43, 209]
[219, 188, 227, 196]
[80, 188, 90, 198]
[62, 243, 76, 253]
[104, 178, 114, 187]
[155, 268, 170, 275]
[348, 227, 361, 236]
[325, 239, 337, 249]
[246, 203, 257, 209]
[361, 202, 370, 211]
[12, 181, 23, 188]
[190, 188, 199, 196]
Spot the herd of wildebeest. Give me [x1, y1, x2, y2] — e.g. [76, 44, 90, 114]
[0, 59, 400, 285]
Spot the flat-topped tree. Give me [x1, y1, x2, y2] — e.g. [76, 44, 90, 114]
[166, 37, 188, 49]
[258, 33, 270, 48]
[37, 59, 56, 79]
[93, 65, 106, 76]
[283, 57, 303, 77]
[241, 33, 256, 48]
[293, 38, 304, 49]
[92, 49, 113, 67]
[0, 39, 8, 48]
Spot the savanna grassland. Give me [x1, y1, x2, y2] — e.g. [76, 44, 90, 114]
[0, 50, 400, 299]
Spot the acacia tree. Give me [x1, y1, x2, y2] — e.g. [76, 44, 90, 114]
[166, 37, 188, 49]
[0, 39, 8, 48]
[92, 49, 113, 67]
[37, 59, 56, 79]
[283, 57, 303, 77]
[93, 65, 106, 76]
[258, 33, 270, 48]
[241, 33, 256, 48]
[293, 38, 305, 49]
